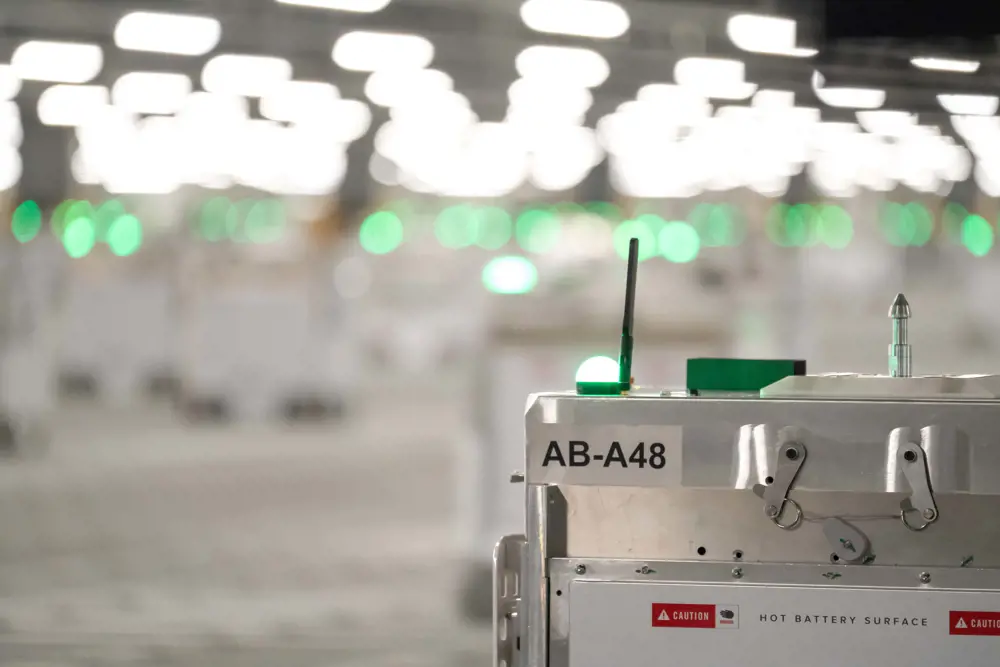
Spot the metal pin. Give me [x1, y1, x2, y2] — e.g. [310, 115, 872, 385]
[888, 293, 911, 378]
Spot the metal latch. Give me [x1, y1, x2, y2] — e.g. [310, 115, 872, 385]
[753, 441, 806, 530]
[494, 534, 525, 667]
[898, 442, 938, 531]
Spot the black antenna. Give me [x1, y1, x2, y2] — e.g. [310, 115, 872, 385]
[619, 237, 639, 391]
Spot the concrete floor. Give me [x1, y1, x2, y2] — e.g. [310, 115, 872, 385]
[0, 394, 492, 666]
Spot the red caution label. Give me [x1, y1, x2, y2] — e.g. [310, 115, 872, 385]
[652, 603, 716, 628]
[950, 611, 1000, 635]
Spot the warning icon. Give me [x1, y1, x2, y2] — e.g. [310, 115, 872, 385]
[956, 618, 968, 629]
[658, 610, 670, 622]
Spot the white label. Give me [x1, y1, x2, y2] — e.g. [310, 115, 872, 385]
[570, 581, 1000, 667]
[526, 426, 682, 487]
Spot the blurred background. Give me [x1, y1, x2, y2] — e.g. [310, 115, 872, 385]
[1, 0, 1000, 664]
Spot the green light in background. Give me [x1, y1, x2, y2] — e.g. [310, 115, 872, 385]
[786, 204, 817, 247]
[904, 202, 933, 247]
[658, 221, 700, 263]
[95, 200, 126, 242]
[476, 207, 513, 250]
[942, 202, 968, 243]
[575, 356, 619, 383]
[962, 214, 993, 257]
[106, 215, 142, 256]
[436, 205, 478, 249]
[817, 205, 853, 249]
[481, 255, 538, 294]
[199, 197, 233, 242]
[360, 210, 404, 254]
[585, 201, 623, 221]
[62, 216, 96, 258]
[51, 199, 76, 237]
[691, 204, 742, 247]
[638, 213, 666, 238]
[11, 200, 42, 243]
[245, 199, 286, 244]
[515, 208, 561, 254]
[880, 202, 917, 246]
[613, 219, 657, 261]
[765, 204, 790, 246]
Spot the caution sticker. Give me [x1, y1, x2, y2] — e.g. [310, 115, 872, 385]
[652, 603, 739, 629]
[950, 611, 1000, 636]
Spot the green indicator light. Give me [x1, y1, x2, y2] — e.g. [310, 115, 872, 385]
[476, 207, 513, 250]
[198, 197, 233, 242]
[817, 205, 853, 249]
[576, 355, 619, 383]
[245, 200, 286, 244]
[585, 201, 623, 221]
[11, 200, 42, 243]
[786, 204, 817, 247]
[360, 210, 404, 254]
[880, 202, 917, 246]
[904, 202, 933, 247]
[691, 204, 742, 247]
[658, 221, 700, 263]
[95, 200, 126, 242]
[942, 202, 967, 243]
[962, 214, 994, 257]
[106, 214, 142, 256]
[51, 199, 76, 238]
[638, 213, 666, 237]
[436, 204, 477, 249]
[515, 208, 561, 254]
[765, 204, 790, 246]
[63, 216, 96, 258]
[613, 219, 657, 261]
[482, 255, 538, 295]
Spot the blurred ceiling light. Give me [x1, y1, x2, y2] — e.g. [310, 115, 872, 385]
[114, 12, 221, 56]
[938, 93, 998, 116]
[177, 92, 250, 124]
[37, 85, 108, 126]
[911, 56, 979, 73]
[277, 0, 391, 11]
[636, 83, 712, 122]
[811, 72, 884, 109]
[0, 65, 21, 101]
[516, 45, 609, 87]
[752, 89, 795, 108]
[520, 0, 629, 39]
[112, 72, 191, 115]
[508, 77, 593, 117]
[727, 14, 817, 57]
[0, 148, 21, 191]
[202, 54, 292, 97]
[12, 41, 102, 83]
[856, 110, 917, 136]
[333, 31, 434, 71]
[295, 98, 372, 142]
[261, 81, 340, 121]
[365, 68, 452, 107]
[674, 57, 756, 100]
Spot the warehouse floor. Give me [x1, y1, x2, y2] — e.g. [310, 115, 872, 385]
[0, 391, 492, 666]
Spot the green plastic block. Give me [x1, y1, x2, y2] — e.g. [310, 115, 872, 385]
[576, 381, 625, 396]
[687, 358, 806, 394]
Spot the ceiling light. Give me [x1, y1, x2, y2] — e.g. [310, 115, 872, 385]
[0, 66, 20, 101]
[911, 57, 979, 73]
[674, 57, 757, 100]
[520, 0, 629, 39]
[516, 45, 609, 88]
[37, 85, 108, 127]
[202, 54, 293, 97]
[112, 72, 191, 115]
[365, 68, 452, 107]
[12, 41, 102, 83]
[938, 94, 998, 116]
[114, 12, 221, 56]
[727, 14, 817, 57]
[856, 110, 918, 136]
[261, 81, 340, 121]
[333, 32, 434, 71]
[277, 0, 391, 10]
[812, 72, 884, 109]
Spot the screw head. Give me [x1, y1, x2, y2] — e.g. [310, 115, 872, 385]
[922, 508, 936, 520]
[575, 565, 587, 575]
[919, 571, 931, 584]
[639, 565, 651, 575]
[765, 505, 779, 518]
[732, 567, 743, 579]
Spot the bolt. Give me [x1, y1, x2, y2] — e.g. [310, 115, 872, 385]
[510, 472, 525, 483]
[640, 565, 651, 575]
[575, 565, 587, 575]
[919, 572, 931, 584]
[765, 505, 779, 518]
[840, 539, 856, 553]
[922, 508, 936, 521]
[862, 554, 877, 565]
[731, 567, 743, 579]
